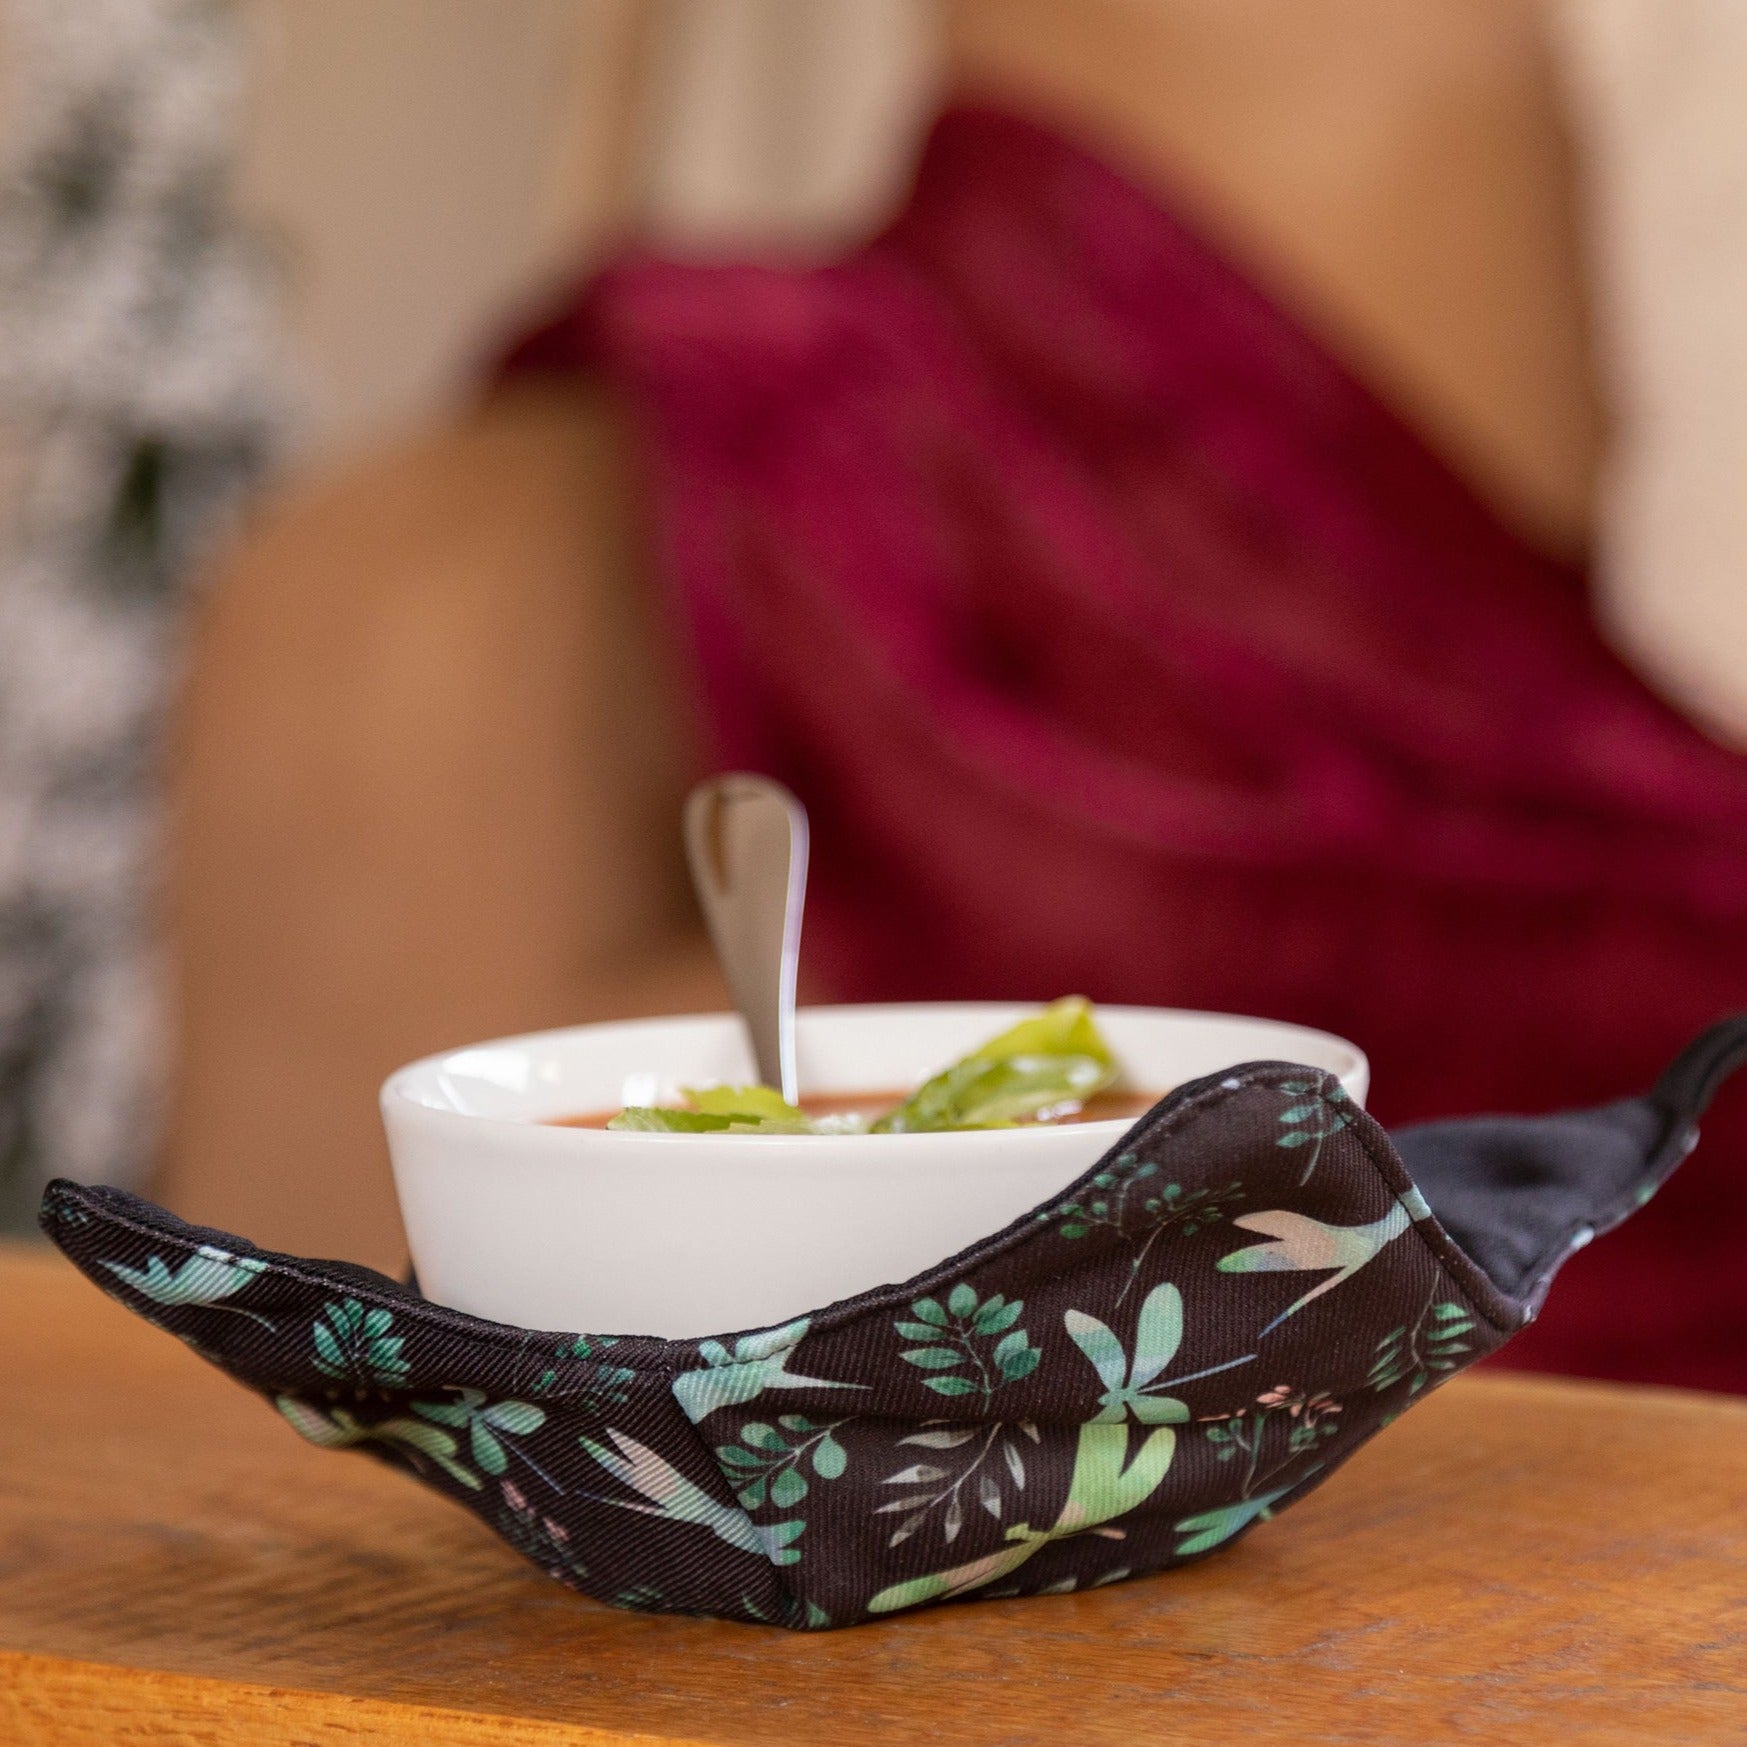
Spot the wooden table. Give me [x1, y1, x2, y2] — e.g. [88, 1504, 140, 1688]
[4, 1243, 1746, 1745]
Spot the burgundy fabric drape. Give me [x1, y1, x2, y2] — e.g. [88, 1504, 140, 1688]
[502, 106, 1747, 1392]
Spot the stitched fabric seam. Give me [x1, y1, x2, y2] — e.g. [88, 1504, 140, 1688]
[1333, 1109, 1520, 1336]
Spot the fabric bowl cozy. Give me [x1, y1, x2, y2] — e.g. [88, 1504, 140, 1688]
[39, 1016, 1747, 1630]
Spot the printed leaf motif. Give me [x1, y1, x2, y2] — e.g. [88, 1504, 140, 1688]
[903, 1347, 965, 1371]
[488, 1400, 547, 1435]
[884, 1463, 947, 1486]
[711, 1413, 851, 1534]
[407, 1396, 470, 1427]
[943, 1491, 964, 1542]
[874, 1420, 1038, 1549]
[753, 1520, 806, 1566]
[276, 1394, 478, 1489]
[580, 1428, 766, 1558]
[1132, 1285, 1183, 1387]
[276, 1395, 357, 1446]
[975, 1299, 1025, 1336]
[893, 1287, 1040, 1404]
[1201, 1390, 1340, 1497]
[1064, 1312, 1126, 1394]
[310, 1297, 410, 1389]
[671, 1318, 865, 1424]
[528, 1335, 634, 1412]
[1172, 1484, 1297, 1556]
[867, 1422, 1178, 1615]
[901, 1427, 978, 1450]
[1368, 1298, 1477, 1394]
[411, 1388, 548, 1478]
[1065, 1284, 1191, 1425]
[1216, 1207, 1410, 1334]
[1271, 1078, 1353, 1184]
[927, 1376, 980, 1397]
[1044, 1156, 1245, 1302]
[102, 1246, 273, 1328]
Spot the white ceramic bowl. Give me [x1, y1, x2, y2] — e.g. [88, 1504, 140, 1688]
[382, 1003, 1367, 1340]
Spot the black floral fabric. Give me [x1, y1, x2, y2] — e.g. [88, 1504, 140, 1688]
[40, 1019, 1747, 1630]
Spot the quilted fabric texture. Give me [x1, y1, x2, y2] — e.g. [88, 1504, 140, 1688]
[39, 1022, 1746, 1630]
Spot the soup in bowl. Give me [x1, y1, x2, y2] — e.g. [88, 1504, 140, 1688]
[381, 1003, 1368, 1338]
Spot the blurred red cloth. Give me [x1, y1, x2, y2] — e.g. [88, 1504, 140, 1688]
[503, 106, 1747, 1392]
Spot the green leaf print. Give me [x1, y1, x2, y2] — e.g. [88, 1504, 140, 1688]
[1272, 1078, 1353, 1184]
[715, 1414, 851, 1512]
[671, 1318, 865, 1424]
[1368, 1296, 1476, 1395]
[866, 1421, 1177, 1615]
[895, 1287, 1040, 1403]
[411, 1388, 548, 1477]
[1064, 1283, 1192, 1425]
[1201, 1387, 1341, 1498]
[1043, 1156, 1244, 1305]
[753, 1520, 807, 1567]
[529, 1334, 635, 1412]
[1172, 1483, 1298, 1557]
[102, 1246, 274, 1329]
[310, 1297, 410, 1389]
[276, 1394, 478, 1489]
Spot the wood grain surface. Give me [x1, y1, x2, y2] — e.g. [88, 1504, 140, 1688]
[3, 1242, 1745, 1745]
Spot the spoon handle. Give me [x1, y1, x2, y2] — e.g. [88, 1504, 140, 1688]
[683, 774, 809, 1104]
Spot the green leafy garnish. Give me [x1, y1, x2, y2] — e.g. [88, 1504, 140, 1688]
[685, 1085, 809, 1123]
[604, 999, 1120, 1134]
[607, 1085, 814, 1133]
[871, 996, 1118, 1132]
[608, 1108, 740, 1133]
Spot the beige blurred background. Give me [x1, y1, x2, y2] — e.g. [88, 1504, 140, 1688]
[233, 0, 938, 471]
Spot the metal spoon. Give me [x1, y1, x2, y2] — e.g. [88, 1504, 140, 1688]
[683, 773, 809, 1104]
